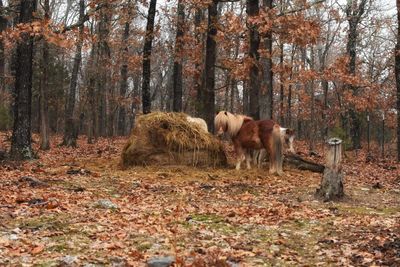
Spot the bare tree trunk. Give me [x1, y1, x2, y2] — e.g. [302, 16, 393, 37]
[296, 65, 302, 138]
[319, 14, 339, 139]
[129, 75, 140, 132]
[243, 81, 249, 114]
[287, 46, 295, 127]
[321, 79, 329, 133]
[309, 46, 315, 150]
[260, 0, 273, 120]
[62, 0, 84, 146]
[172, 0, 185, 112]
[142, 0, 157, 114]
[231, 21, 240, 113]
[10, 0, 37, 160]
[396, 0, 400, 161]
[117, 2, 131, 136]
[96, 3, 112, 136]
[107, 83, 116, 137]
[279, 43, 284, 124]
[224, 73, 230, 111]
[0, 0, 8, 142]
[39, 26, 50, 149]
[87, 40, 97, 144]
[39, 40, 50, 150]
[345, 0, 367, 150]
[246, 0, 260, 120]
[0, 0, 7, 92]
[193, 8, 204, 116]
[230, 78, 236, 113]
[202, 0, 218, 132]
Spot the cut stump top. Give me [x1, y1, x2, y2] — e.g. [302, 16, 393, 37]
[327, 138, 342, 146]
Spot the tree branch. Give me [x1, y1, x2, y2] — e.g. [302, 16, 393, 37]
[277, 0, 326, 16]
[56, 3, 106, 34]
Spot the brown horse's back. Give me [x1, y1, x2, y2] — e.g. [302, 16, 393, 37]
[234, 119, 276, 150]
[257, 120, 276, 148]
[258, 120, 276, 136]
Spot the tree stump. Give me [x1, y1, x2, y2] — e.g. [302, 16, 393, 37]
[316, 138, 344, 201]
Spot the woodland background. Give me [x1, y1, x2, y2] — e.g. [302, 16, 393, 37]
[0, 0, 399, 159]
[1, 1, 400, 266]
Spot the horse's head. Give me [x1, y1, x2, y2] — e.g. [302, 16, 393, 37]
[214, 111, 229, 137]
[284, 128, 295, 153]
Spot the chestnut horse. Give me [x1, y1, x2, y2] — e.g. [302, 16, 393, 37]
[214, 111, 283, 175]
[253, 127, 295, 168]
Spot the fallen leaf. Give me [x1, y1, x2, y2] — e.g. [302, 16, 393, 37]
[31, 244, 45, 255]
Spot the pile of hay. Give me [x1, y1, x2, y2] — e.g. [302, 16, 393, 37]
[121, 112, 227, 168]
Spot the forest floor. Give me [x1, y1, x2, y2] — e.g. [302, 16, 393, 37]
[0, 133, 399, 266]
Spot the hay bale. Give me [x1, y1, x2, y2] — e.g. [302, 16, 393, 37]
[121, 112, 227, 168]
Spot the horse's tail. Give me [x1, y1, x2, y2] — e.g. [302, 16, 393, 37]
[272, 124, 283, 174]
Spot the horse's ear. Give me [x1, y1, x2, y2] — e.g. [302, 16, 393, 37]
[215, 111, 219, 115]
[224, 111, 228, 115]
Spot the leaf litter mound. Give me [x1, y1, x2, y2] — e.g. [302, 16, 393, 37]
[121, 112, 227, 168]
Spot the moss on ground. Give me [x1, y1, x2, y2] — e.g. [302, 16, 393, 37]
[16, 214, 71, 231]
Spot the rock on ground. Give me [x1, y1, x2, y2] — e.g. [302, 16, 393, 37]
[147, 256, 175, 267]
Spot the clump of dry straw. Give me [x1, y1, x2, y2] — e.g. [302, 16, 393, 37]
[121, 112, 227, 167]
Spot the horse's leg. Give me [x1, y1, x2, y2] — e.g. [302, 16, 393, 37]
[252, 150, 259, 167]
[268, 142, 277, 174]
[234, 142, 245, 170]
[273, 126, 284, 175]
[245, 150, 252, 170]
[236, 152, 245, 170]
[258, 149, 266, 168]
[288, 136, 295, 153]
[261, 136, 276, 174]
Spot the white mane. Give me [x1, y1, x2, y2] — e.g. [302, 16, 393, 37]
[214, 111, 252, 138]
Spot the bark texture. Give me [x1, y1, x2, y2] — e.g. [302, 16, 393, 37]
[62, 0, 85, 146]
[316, 138, 344, 201]
[316, 168, 344, 201]
[247, 0, 260, 120]
[142, 0, 157, 114]
[260, 0, 273, 120]
[284, 154, 325, 173]
[396, 0, 400, 161]
[10, 0, 37, 160]
[117, 1, 131, 136]
[345, 0, 367, 149]
[202, 0, 218, 132]
[172, 0, 185, 112]
[0, 0, 7, 91]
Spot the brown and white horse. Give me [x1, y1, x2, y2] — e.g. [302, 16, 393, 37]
[214, 111, 283, 175]
[253, 127, 295, 168]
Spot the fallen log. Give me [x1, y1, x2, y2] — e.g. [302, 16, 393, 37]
[284, 153, 325, 173]
[19, 176, 49, 187]
[0, 150, 7, 160]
